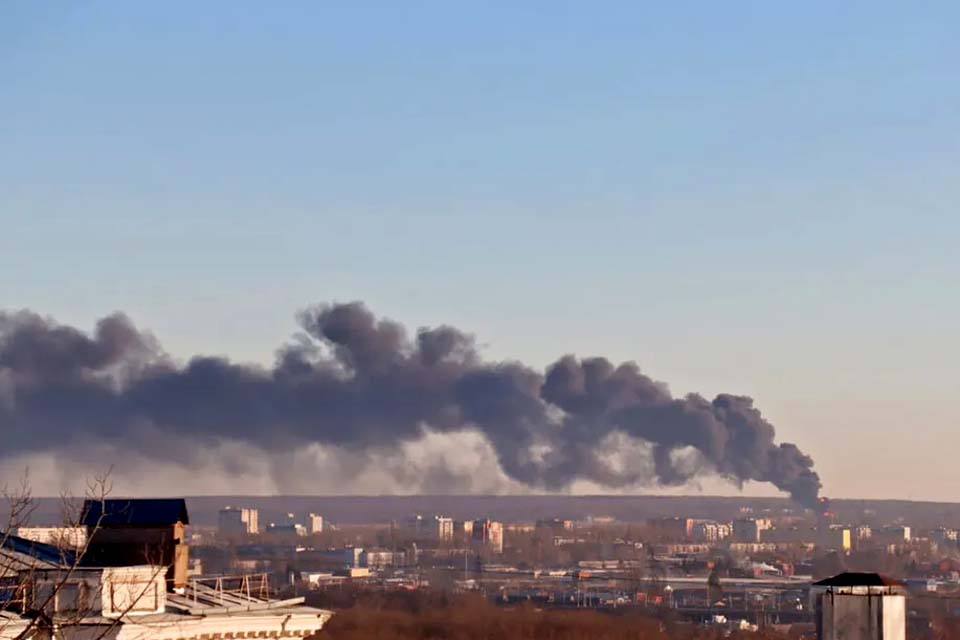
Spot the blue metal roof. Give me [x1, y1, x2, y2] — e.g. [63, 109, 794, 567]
[81, 498, 190, 527]
[0, 532, 75, 566]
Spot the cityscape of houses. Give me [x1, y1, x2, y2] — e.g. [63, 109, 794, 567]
[8, 496, 960, 639]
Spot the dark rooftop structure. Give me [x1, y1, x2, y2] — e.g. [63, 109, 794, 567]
[81, 498, 189, 528]
[80, 498, 190, 589]
[814, 572, 904, 587]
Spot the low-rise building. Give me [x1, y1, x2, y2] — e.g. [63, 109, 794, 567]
[728, 541, 815, 554]
[874, 526, 912, 545]
[647, 517, 694, 540]
[266, 522, 307, 537]
[762, 526, 816, 544]
[363, 549, 406, 569]
[536, 519, 574, 535]
[692, 520, 731, 543]
[652, 543, 711, 556]
[316, 547, 364, 569]
[817, 526, 852, 552]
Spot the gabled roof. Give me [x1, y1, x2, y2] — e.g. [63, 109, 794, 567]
[81, 499, 190, 527]
[813, 572, 903, 587]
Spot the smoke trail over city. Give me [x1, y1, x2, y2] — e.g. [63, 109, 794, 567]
[0, 303, 820, 506]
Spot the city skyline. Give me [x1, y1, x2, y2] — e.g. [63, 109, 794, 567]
[3, 2, 959, 501]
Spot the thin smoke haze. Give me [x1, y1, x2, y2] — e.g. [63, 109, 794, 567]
[0, 302, 820, 506]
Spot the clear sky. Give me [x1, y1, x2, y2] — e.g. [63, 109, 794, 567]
[2, 2, 958, 500]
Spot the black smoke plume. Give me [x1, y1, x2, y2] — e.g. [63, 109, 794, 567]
[0, 303, 820, 506]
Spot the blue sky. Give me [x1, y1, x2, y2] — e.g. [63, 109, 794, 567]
[2, 1, 958, 499]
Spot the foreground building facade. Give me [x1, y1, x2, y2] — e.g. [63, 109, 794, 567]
[1, 499, 330, 640]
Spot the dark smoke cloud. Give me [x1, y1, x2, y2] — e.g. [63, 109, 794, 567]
[0, 303, 821, 506]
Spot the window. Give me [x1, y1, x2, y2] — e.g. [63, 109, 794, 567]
[109, 580, 158, 614]
[33, 583, 55, 612]
[57, 583, 83, 613]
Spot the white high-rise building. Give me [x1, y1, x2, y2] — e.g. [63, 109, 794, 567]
[472, 519, 504, 554]
[308, 513, 324, 534]
[404, 514, 425, 535]
[218, 506, 259, 535]
[733, 517, 771, 543]
[433, 516, 454, 541]
[453, 520, 474, 541]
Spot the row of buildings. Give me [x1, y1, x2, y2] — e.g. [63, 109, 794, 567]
[646, 516, 913, 551]
[217, 507, 506, 553]
[218, 507, 324, 537]
[404, 515, 505, 553]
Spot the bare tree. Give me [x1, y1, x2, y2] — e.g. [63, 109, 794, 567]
[1, 469, 173, 640]
[1, 470, 42, 635]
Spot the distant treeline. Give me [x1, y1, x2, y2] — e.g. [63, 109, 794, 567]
[24, 494, 960, 529]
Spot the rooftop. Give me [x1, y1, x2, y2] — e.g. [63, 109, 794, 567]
[1, 533, 75, 572]
[81, 498, 190, 527]
[813, 572, 904, 587]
